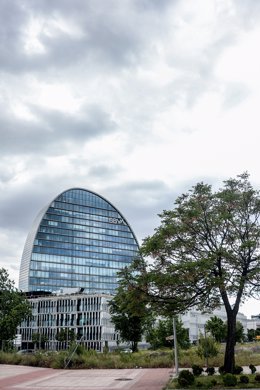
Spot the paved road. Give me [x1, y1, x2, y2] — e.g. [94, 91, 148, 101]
[0, 365, 171, 390]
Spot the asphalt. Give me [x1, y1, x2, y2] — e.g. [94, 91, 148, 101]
[0, 365, 171, 390]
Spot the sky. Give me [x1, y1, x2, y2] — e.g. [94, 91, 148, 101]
[1, 0, 260, 319]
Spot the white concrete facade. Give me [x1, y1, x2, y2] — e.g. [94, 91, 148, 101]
[180, 306, 247, 343]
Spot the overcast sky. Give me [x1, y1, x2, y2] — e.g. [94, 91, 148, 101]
[1, 0, 260, 318]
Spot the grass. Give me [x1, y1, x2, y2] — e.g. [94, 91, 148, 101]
[0, 342, 260, 370]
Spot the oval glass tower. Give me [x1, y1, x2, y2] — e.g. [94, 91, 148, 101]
[19, 188, 139, 294]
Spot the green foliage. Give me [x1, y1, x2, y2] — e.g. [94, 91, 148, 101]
[146, 317, 190, 350]
[191, 364, 203, 376]
[129, 172, 260, 373]
[222, 373, 237, 387]
[205, 366, 215, 375]
[206, 317, 245, 344]
[205, 316, 226, 343]
[249, 364, 257, 373]
[0, 268, 31, 349]
[234, 365, 243, 374]
[235, 321, 246, 343]
[56, 328, 76, 344]
[109, 265, 152, 352]
[32, 332, 48, 349]
[177, 370, 195, 387]
[240, 375, 249, 384]
[255, 373, 260, 382]
[197, 334, 219, 361]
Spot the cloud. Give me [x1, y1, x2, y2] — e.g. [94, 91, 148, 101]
[0, 102, 117, 156]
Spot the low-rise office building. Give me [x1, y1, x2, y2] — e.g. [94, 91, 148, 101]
[18, 290, 118, 351]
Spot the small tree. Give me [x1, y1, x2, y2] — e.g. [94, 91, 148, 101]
[197, 333, 219, 367]
[146, 317, 189, 349]
[205, 316, 226, 342]
[56, 328, 75, 348]
[109, 270, 151, 352]
[0, 268, 31, 350]
[32, 332, 48, 349]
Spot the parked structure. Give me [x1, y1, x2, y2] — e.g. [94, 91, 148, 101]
[19, 188, 139, 294]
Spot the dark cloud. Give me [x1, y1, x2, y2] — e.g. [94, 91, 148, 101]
[0, 0, 168, 74]
[0, 103, 117, 156]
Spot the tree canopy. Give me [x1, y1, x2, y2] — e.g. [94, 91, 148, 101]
[0, 268, 31, 349]
[124, 173, 260, 373]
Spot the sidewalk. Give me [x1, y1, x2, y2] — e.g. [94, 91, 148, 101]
[0, 365, 171, 390]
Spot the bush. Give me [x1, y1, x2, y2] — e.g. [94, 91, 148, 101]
[205, 367, 215, 376]
[178, 370, 195, 387]
[211, 378, 217, 386]
[249, 364, 257, 374]
[240, 375, 249, 384]
[234, 365, 243, 374]
[255, 373, 260, 382]
[192, 364, 204, 376]
[218, 365, 225, 375]
[223, 373, 237, 387]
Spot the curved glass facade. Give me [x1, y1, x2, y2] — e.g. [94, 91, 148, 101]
[19, 188, 139, 294]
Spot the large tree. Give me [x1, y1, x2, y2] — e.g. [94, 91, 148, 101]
[131, 173, 260, 373]
[0, 268, 31, 349]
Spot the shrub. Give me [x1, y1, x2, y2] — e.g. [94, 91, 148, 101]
[240, 375, 249, 384]
[211, 378, 217, 386]
[223, 373, 237, 387]
[192, 364, 204, 376]
[249, 364, 257, 374]
[178, 370, 195, 387]
[205, 367, 215, 376]
[255, 373, 260, 382]
[234, 365, 243, 374]
[218, 365, 225, 375]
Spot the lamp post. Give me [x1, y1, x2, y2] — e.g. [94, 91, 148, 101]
[173, 316, 179, 375]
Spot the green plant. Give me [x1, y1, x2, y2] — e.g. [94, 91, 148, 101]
[211, 378, 217, 386]
[222, 373, 237, 387]
[178, 370, 195, 387]
[192, 364, 204, 376]
[249, 363, 257, 373]
[240, 375, 249, 384]
[255, 373, 260, 382]
[234, 365, 243, 374]
[205, 366, 215, 375]
[218, 365, 225, 374]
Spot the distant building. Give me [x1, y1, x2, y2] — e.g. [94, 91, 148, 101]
[181, 306, 247, 343]
[19, 188, 139, 294]
[18, 290, 117, 351]
[247, 314, 260, 331]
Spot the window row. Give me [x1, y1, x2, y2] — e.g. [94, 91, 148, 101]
[36, 232, 138, 251]
[54, 199, 116, 216]
[32, 245, 134, 261]
[30, 261, 121, 276]
[44, 212, 131, 233]
[50, 206, 122, 225]
[41, 220, 134, 238]
[31, 253, 131, 267]
[35, 239, 137, 256]
[38, 226, 137, 245]
[29, 277, 118, 290]
[29, 270, 117, 283]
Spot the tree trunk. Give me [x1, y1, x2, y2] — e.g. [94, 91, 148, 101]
[223, 312, 236, 373]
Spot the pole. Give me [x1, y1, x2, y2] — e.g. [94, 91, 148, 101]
[173, 316, 179, 375]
